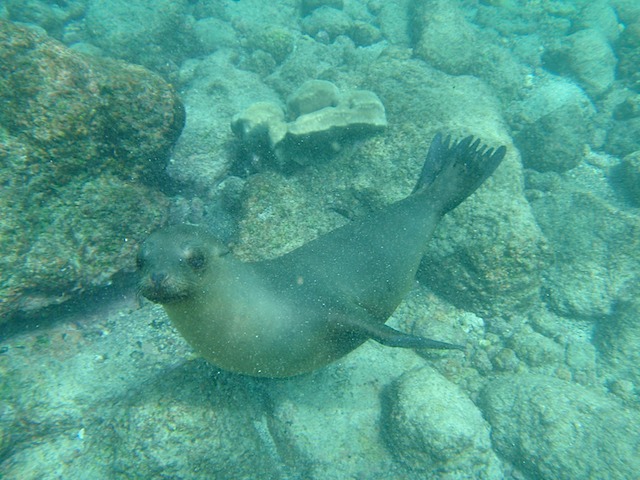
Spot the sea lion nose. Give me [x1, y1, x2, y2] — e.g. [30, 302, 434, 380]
[151, 272, 167, 286]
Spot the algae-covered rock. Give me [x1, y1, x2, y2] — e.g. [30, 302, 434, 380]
[384, 367, 504, 479]
[265, 342, 424, 479]
[529, 177, 640, 318]
[616, 150, 640, 205]
[84, 0, 194, 71]
[411, 0, 524, 95]
[245, 25, 295, 64]
[105, 363, 281, 479]
[301, 6, 352, 42]
[616, 21, 640, 90]
[193, 17, 239, 54]
[574, 1, 621, 43]
[418, 175, 550, 317]
[510, 75, 595, 172]
[301, 0, 344, 16]
[605, 117, 640, 158]
[479, 374, 640, 479]
[595, 294, 640, 394]
[543, 28, 617, 98]
[0, 20, 184, 322]
[606, 93, 640, 157]
[2, 0, 82, 39]
[385, 366, 504, 478]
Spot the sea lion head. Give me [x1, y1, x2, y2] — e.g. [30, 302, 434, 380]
[136, 224, 229, 304]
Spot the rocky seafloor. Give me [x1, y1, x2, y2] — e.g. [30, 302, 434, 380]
[1, 0, 640, 478]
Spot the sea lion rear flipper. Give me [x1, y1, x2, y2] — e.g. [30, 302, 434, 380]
[335, 312, 465, 351]
[413, 133, 507, 215]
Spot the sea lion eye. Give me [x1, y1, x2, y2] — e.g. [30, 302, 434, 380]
[185, 249, 206, 270]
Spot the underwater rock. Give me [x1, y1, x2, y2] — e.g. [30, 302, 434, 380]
[301, 6, 352, 42]
[193, 17, 239, 54]
[301, 0, 344, 16]
[611, 0, 640, 24]
[2, 0, 81, 39]
[605, 117, 640, 158]
[595, 294, 640, 396]
[168, 49, 281, 191]
[506, 326, 564, 369]
[411, 0, 524, 96]
[418, 181, 550, 317]
[616, 150, 640, 205]
[0, 20, 184, 322]
[528, 173, 640, 319]
[543, 28, 617, 99]
[244, 26, 296, 65]
[479, 373, 640, 479]
[574, 1, 621, 43]
[411, 0, 477, 74]
[263, 34, 350, 99]
[373, 0, 411, 46]
[301, 4, 381, 47]
[616, 21, 640, 90]
[606, 93, 640, 156]
[102, 362, 282, 479]
[265, 343, 424, 478]
[348, 20, 383, 47]
[84, 0, 194, 72]
[385, 366, 504, 478]
[511, 74, 595, 172]
[232, 171, 344, 261]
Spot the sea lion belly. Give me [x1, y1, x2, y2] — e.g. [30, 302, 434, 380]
[161, 266, 356, 377]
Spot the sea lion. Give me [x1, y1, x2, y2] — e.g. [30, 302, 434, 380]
[137, 133, 506, 377]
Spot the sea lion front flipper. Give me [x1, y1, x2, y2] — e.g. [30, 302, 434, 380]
[334, 312, 465, 351]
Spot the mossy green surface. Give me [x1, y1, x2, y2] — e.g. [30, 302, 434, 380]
[0, 20, 183, 322]
[249, 26, 295, 64]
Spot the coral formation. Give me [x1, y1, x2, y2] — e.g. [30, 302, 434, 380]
[232, 79, 386, 168]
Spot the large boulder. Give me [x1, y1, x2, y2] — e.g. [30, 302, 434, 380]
[84, 0, 194, 71]
[527, 166, 640, 319]
[510, 75, 596, 173]
[0, 20, 184, 322]
[384, 367, 504, 478]
[479, 374, 640, 479]
[410, 0, 525, 96]
[543, 28, 617, 99]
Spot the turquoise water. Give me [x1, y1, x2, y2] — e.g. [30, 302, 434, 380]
[0, 1, 639, 478]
